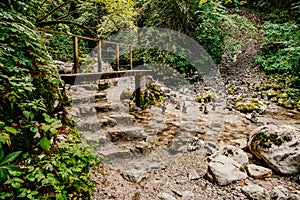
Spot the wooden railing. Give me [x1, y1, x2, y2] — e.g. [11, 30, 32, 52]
[39, 28, 133, 73]
[39, 29, 152, 107]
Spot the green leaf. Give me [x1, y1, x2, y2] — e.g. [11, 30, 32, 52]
[40, 137, 51, 152]
[0, 164, 20, 171]
[23, 111, 30, 120]
[26, 174, 36, 182]
[0, 170, 8, 183]
[0, 151, 22, 165]
[4, 126, 18, 135]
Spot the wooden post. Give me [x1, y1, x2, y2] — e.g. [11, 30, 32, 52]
[135, 75, 141, 107]
[129, 45, 133, 70]
[116, 43, 120, 71]
[73, 36, 79, 74]
[97, 40, 102, 72]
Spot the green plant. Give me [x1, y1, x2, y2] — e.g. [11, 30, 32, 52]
[254, 132, 292, 149]
[0, 5, 100, 199]
[1, 134, 100, 199]
[0, 150, 22, 183]
[254, 22, 300, 78]
[134, 83, 164, 109]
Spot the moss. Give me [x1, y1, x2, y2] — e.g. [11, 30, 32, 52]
[270, 97, 278, 102]
[252, 83, 261, 91]
[239, 166, 246, 173]
[226, 84, 235, 94]
[234, 98, 263, 113]
[195, 94, 202, 103]
[278, 101, 294, 109]
[120, 89, 133, 101]
[266, 90, 279, 99]
[254, 132, 291, 149]
[260, 83, 284, 91]
[196, 91, 217, 103]
[277, 92, 288, 99]
[223, 149, 233, 156]
[297, 100, 300, 111]
[203, 91, 217, 102]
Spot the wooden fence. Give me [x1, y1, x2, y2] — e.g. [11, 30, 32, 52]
[39, 28, 133, 73]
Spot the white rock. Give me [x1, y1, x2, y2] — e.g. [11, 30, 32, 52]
[206, 155, 247, 186]
[242, 184, 270, 200]
[248, 125, 300, 174]
[188, 168, 200, 180]
[247, 164, 272, 179]
[158, 193, 176, 200]
[270, 186, 289, 200]
[211, 145, 249, 167]
[121, 169, 148, 183]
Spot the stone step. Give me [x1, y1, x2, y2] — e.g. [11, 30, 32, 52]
[75, 116, 101, 132]
[108, 113, 136, 125]
[71, 104, 97, 117]
[106, 126, 146, 142]
[81, 130, 107, 145]
[71, 92, 107, 104]
[94, 102, 121, 112]
[97, 142, 133, 160]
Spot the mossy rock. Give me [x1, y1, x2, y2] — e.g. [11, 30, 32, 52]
[296, 100, 300, 111]
[278, 100, 294, 109]
[266, 90, 279, 99]
[277, 92, 288, 99]
[261, 83, 284, 91]
[270, 97, 278, 102]
[252, 84, 261, 91]
[203, 91, 217, 102]
[195, 91, 217, 103]
[120, 89, 133, 101]
[226, 84, 235, 94]
[253, 132, 292, 149]
[234, 98, 263, 113]
[195, 94, 202, 103]
[271, 83, 284, 90]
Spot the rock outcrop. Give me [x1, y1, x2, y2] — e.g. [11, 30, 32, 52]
[248, 125, 300, 175]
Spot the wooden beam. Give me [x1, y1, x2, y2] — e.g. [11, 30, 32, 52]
[129, 45, 133, 70]
[73, 36, 79, 73]
[116, 43, 120, 71]
[135, 75, 141, 107]
[97, 40, 102, 72]
[60, 70, 152, 85]
[39, 28, 98, 41]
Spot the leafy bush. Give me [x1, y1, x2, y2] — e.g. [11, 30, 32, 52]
[0, 4, 99, 199]
[254, 21, 300, 88]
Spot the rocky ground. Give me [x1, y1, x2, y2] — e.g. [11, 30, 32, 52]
[65, 8, 300, 200]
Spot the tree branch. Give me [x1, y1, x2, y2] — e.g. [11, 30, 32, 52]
[37, 1, 72, 23]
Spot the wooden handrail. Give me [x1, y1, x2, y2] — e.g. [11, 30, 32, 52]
[38, 28, 131, 45]
[39, 28, 134, 72]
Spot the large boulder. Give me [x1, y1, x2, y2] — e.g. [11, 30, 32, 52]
[206, 155, 247, 186]
[248, 125, 300, 175]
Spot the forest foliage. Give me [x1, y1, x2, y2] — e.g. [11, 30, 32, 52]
[0, 0, 299, 199]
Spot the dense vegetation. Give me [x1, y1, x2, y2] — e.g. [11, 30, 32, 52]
[0, 0, 299, 199]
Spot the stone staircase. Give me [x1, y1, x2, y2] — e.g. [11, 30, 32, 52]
[68, 78, 149, 160]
